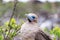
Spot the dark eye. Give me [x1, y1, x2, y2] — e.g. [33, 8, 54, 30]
[32, 16, 35, 19]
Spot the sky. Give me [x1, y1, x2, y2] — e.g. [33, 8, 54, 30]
[3, 0, 60, 2]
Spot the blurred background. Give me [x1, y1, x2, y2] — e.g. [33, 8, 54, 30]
[0, 0, 60, 40]
[0, 0, 60, 24]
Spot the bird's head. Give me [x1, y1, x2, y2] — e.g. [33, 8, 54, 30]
[25, 13, 38, 23]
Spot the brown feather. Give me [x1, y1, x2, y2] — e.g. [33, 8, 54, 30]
[35, 30, 52, 40]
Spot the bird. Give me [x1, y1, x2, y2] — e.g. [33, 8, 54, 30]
[14, 13, 52, 40]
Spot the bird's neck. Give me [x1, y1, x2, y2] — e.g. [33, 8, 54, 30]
[28, 21, 37, 24]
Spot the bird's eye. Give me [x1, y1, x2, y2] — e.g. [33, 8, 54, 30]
[32, 16, 35, 19]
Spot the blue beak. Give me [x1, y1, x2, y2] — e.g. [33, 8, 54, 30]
[25, 14, 35, 21]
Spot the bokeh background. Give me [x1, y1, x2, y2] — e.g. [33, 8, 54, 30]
[0, 0, 60, 40]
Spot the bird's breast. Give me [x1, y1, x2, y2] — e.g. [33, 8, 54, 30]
[20, 23, 39, 40]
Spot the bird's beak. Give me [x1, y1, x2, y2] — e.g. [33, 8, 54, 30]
[25, 14, 33, 22]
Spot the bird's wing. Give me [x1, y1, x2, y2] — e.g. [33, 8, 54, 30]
[35, 30, 52, 40]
